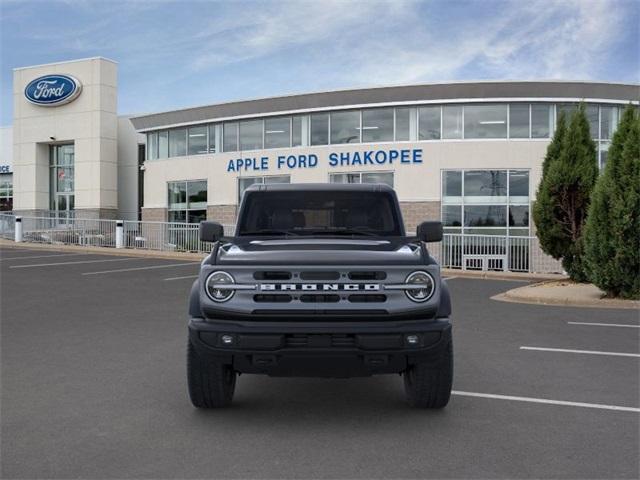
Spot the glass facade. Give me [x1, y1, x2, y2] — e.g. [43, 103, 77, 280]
[168, 180, 207, 223]
[442, 106, 463, 139]
[310, 113, 329, 145]
[187, 126, 208, 156]
[419, 106, 440, 140]
[168, 128, 186, 157]
[144, 102, 624, 162]
[49, 144, 75, 218]
[238, 175, 291, 203]
[0, 173, 12, 211]
[329, 171, 394, 188]
[264, 117, 291, 149]
[395, 107, 411, 141]
[442, 169, 530, 236]
[362, 108, 394, 143]
[330, 110, 360, 144]
[464, 104, 507, 139]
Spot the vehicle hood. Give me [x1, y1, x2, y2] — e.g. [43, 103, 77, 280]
[215, 237, 424, 266]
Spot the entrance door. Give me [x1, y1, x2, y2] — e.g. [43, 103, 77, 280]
[50, 144, 75, 222]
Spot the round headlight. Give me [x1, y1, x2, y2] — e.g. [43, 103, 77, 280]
[405, 271, 435, 302]
[205, 271, 235, 302]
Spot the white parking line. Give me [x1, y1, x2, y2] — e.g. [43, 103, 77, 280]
[83, 262, 199, 275]
[568, 321, 640, 329]
[1, 253, 87, 261]
[10, 258, 136, 269]
[520, 346, 640, 358]
[452, 391, 640, 413]
[164, 274, 199, 281]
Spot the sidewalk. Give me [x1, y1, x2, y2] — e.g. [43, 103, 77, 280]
[493, 279, 640, 310]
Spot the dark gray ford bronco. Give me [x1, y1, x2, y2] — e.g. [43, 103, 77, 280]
[188, 183, 452, 408]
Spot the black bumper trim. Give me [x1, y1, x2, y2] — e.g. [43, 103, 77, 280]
[188, 317, 451, 377]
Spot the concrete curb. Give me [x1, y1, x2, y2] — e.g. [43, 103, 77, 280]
[492, 280, 640, 310]
[0, 238, 206, 261]
[442, 268, 565, 282]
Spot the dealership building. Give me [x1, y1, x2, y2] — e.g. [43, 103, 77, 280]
[5, 57, 639, 242]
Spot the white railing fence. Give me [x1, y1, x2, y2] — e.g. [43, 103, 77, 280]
[1, 213, 562, 273]
[19, 216, 118, 248]
[426, 234, 563, 274]
[0, 213, 15, 240]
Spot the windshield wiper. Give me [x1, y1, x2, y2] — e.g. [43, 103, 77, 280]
[306, 228, 378, 237]
[239, 229, 299, 236]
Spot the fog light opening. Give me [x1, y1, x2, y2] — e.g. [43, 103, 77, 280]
[221, 334, 235, 345]
[406, 334, 420, 345]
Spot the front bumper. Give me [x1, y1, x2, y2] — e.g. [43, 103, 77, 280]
[189, 317, 452, 377]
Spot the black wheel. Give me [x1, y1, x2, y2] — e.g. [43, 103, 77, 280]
[403, 340, 453, 408]
[187, 340, 236, 408]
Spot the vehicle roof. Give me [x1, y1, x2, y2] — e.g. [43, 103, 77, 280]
[245, 182, 395, 193]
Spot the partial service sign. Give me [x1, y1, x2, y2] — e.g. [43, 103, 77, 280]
[24, 74, 82, 106]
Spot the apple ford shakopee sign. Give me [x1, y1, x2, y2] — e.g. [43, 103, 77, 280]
[24, 74, 82, 106]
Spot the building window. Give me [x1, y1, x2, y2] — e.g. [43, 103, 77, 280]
[418, 106, 440, 140]
[600, 106, 619, 140]
[208, 124, 217, 153]
[147, 132, 158, 160]
[395, 107, 411, 141]
[442, 105, 463, 139]
[0, 173, 12, 211]
[585, 104, 599, 140]
[223, 122, 239, 152]
[187, 126, 208, 156]
[442, 170, 462, 199]
[531, 104, 552, 138]
[292, 116, 303, 147]
[158, 131, 168, 159]
[329, 171, 394, 188]
[509, 104, 529, 139]
[362, 108, 394, 143]
[169, 128, 187, 157]
[310, 113, 329, 145]
[168, 180, 207, 223]
[264, 117, 291, 149]
[238, 175, 290, 203]
[50, 144, 75, 218]
[330, 110, 360, 144]
[441, 169, 529, 236]
[240, 120, 263, 150]
[464, 104, 507, 139]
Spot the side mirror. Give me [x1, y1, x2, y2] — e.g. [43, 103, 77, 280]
[199, 221, 224, 242]
[417, 221, 443, 243]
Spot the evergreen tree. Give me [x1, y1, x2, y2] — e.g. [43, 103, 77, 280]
[584, 106, 640, 298]
[533, 104, 598, 281]
[532, 112, 567, 260]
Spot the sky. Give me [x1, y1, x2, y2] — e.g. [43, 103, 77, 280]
[0, 0, 638, 126]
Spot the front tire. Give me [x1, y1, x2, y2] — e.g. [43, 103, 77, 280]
[187, 340, 236, 408]
[403, 340, 453, 408]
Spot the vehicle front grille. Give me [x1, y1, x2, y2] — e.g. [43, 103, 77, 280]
[254, 294, 292, 303]
[285, 334, 356, 348]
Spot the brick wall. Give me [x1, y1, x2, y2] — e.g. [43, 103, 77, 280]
[207, 205, 238, 225]
[141, 208, 167, 222]
[399, 201, 441, 233]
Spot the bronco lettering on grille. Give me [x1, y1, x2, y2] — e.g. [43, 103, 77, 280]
[260, 283, 380, 291]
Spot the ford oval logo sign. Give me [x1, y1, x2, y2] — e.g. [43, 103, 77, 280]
[24, 74, 82, 106]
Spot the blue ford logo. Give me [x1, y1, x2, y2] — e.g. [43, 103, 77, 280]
[24, 74, 82, 106]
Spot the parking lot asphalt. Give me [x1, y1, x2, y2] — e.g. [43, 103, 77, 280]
[1, 245, 638, 479]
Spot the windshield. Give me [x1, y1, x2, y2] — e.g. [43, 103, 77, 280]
[237, 190, 403, 237]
